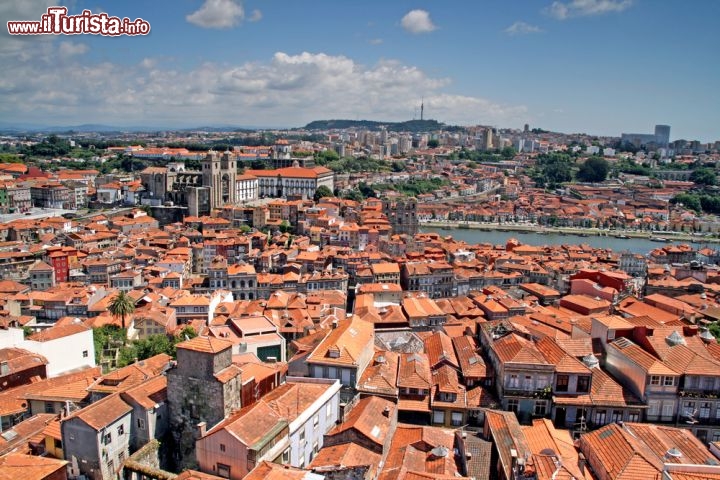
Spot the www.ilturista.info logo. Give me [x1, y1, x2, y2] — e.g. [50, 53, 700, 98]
[7, 7, 150, 36]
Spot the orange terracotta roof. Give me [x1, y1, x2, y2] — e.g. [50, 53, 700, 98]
[244, 461, 311, 480]
[0, 453, 67, 479]
[307, 316, 373, 367]
[397, 353, 431, 389]
[63, 393, 131, 431]
[309, 442, 382, 477]
[357, 351, 399, 397]
[27, 322, 89, 342]
[176, 336, 233, 354]
[328, 395, 395, 446]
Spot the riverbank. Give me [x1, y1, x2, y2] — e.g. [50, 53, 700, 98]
[420, 221, 720, 245]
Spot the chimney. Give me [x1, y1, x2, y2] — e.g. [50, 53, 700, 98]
[683, 325, 698, 337]
[382, 406, 391, 417]
[196, 421, 207, 439]
[578, 452, 586, 476]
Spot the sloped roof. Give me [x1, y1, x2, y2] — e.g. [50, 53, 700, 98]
[307, 316, 373, 367]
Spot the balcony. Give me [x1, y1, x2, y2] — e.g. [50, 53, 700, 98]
[503, 386, 552, 399]
[679, 390, 720, 400]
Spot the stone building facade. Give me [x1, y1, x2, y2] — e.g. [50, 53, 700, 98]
[167, 337, 242, 470]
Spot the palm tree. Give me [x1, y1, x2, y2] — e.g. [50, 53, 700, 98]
[108, 291, 135, 342]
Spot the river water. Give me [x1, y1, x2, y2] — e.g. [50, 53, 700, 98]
[420, 227, 709, 255]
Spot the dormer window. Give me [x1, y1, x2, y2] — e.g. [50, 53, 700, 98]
[328, 346, 340, 359]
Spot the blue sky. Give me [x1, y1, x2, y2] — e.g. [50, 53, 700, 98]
[1, 0, 718, 141]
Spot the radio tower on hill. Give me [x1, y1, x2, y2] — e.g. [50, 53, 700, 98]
[420, 97, 424, 121]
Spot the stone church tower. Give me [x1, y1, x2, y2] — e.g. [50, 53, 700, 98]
[202, 150, 237, 210]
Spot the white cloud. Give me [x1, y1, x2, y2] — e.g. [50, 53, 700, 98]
[58, 41, 88, 56]
[401, 9, 437, 34]
[546, 0, 633, 20]
[368, 38, 383, 45]
[186, 0, 244, 29]
[504, 21, 543, 36]
[140, 58, 156, 69]
[0, 48, 528, 128]
[248, 9, 262, 22]
[0, 0, 58, 26]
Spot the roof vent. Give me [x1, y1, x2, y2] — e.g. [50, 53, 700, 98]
[699, 328, 715, 343]
[582, 354, 599, 369]
[430, 446, 449, 458]
[665, 448, 683, 459]
[666, 330, 686, 347]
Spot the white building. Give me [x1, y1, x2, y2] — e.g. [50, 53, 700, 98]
[196, 377, 341, 478]
[235, 174, 259, 202]
[282, 377, 341, 468]
[245, 166, 334, 199]
[0, 322, 95, 377]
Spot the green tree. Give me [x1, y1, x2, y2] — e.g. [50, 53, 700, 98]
[250, 159, 266, 170]
[709, 322, 720, 342]
[532, 153, 574, 188]
[342, 189, 364, 202]
[108, 291, 135, 344]
[427, 139, 440, 148]
[358, 182, 376, 199]
[500, 146, 516, 159]
[279, 220, 293, 233]
[93, 325, 127, 365]
[315, 149, 340, 166]
[0, 153, 22, 163]
[671, 193, 702, 213]
[313, 185, 334, 202]
[177, 325, 198, 341]
[576, 156, 610, 182]
[690, 167, 717, 186]
[390, 161, 405, 172]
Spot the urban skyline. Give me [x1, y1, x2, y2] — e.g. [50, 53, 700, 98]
[1, 0, 719, 141]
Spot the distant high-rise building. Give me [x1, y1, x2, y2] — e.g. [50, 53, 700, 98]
[620, 124, 670, 149]
[654, 124, 670, 148]
[524, 123, 529, 133]
[476, 128, 494, 151]
[399, 135, 412, 154]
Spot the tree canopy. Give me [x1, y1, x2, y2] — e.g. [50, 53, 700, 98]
[576, 156, 610, 182]
[531, 153, 574, 189]
[313, 185, 334, 202]
[690, 167, 717, 186]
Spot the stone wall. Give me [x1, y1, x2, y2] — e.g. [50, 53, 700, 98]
[123, 440, 177, 480]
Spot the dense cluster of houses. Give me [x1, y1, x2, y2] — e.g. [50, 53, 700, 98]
[2, 179, 720, 479]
